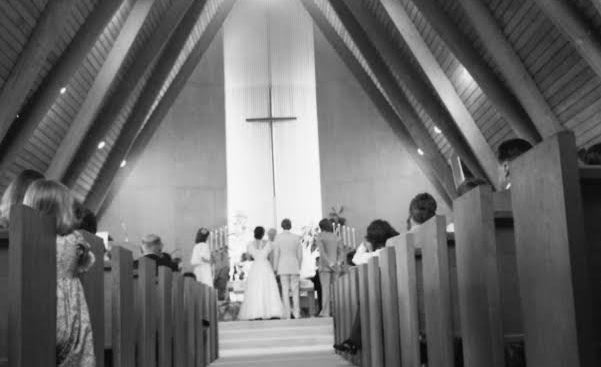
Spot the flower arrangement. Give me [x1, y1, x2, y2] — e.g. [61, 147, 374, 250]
[328, 205, 347, 226]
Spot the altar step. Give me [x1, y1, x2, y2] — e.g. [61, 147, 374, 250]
[211, 317, 353, 366]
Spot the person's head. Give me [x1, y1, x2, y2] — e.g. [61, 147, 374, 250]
[409, 193, 437, 226]
[582, 143, 601, 165]
[141, 234, 163, 255]
[267, 228, 277, 241]
[23, 179, 76, 236]
[456, 177, 488, 196]
[73, 201, 98, 234]
[183, 272, 196, 280]
[365, 219, 399, 251]
[318, 218, 334, 232]
[497, 138, 533, 189]
[195, 227, 210, 243]
[254, 226, 265, 240]
[281, 218, 292, 231]
[0, 169, 44, 224]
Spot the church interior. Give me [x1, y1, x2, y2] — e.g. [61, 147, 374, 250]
[1, 0, 601, 366]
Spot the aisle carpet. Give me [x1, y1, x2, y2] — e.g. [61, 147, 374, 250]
[210, 317, 354, 366]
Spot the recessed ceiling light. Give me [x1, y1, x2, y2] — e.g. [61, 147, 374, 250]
[97, 141, 106, 149]
[417, 148, 424, 156]
[434, 126, 442, 134]
[60, 87, 67, 94]
[120, 160, 127, 168]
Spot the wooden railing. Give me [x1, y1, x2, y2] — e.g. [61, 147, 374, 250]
[333, 132, 601, 366]
[0, 205, 219, 367]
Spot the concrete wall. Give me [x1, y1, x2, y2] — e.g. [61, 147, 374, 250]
[314, 27, 450, 238]
[99, 32, 227, 263]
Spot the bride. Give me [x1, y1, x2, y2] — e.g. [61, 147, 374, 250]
[238, 226, 284, 320]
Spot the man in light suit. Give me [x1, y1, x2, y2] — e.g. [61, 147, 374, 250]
[273, 218, 302, 319]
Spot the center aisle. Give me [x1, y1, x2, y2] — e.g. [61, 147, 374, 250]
[210, 317, 354, 367]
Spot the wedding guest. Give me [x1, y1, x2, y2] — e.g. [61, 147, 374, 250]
[274, 219, 303, 319]
[316, 218, 342, 317]
[335, 220, 398, 354]
[497, 138, 533, 190]
[136, 234, 178, 271]
[407, 192, 437, 232]
[191, 227, 213, 287]
[0, 169, 44, 228]
[73, 201, 98, 234]
[353, 219, 399, 265]
[23, 179, 96, 366]
[580, 142, 601, 165]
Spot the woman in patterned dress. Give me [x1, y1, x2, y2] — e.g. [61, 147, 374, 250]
[23, 179, 96, 366]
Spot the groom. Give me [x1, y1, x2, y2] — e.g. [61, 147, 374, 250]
[273, 218, 303, 319]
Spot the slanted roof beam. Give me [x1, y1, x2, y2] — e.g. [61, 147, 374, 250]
[54, 0, 196, 185]
[45, 0, 156, 180]
[533, 0, 601, 83]
[98, 0, 237, 219]
[344, 0, 496, 187]
[405, 0, 541, 144]
[457, 0, 563, 139]
[0, 0, 79, 143]
[89, 0, 237, 213]
[0, 0, 126, 177]
[301, 0, 455, 206]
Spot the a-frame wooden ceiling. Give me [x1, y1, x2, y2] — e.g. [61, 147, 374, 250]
[0, 0, 601, 213]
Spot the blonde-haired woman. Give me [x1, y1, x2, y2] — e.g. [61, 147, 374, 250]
[24, 180, 96, 366]
[0, 169, 44, 228]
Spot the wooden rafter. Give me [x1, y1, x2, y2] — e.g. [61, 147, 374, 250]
[98, 0, 237, 219]
[325, 0, 457, 199]
[533, 0, 601, 82]
[301, 0, 455, 207]
[0, 0, 126, 178]
[0, 0, 79, 143]
[345, 0, 497, 187]
[457, 0, 563, 139]
[56, 0, 196, 186]
[46, 0, 156, 180]
[85, 0, 208, 211]
[88, 0, 236, 213]
[406, 0, 541, 144]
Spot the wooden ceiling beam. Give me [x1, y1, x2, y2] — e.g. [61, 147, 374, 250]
[0, 0, 79, 143]
[45, 0, 157, 180]
[346, 0, 497, 188]
[457, 0, 563, 139]
[301, 0, 455, 207]
[88, 0, 235, 213]
[0, 0, 126, 178]
[98, 0, 237, 219]
[56, 0, 196, 186]
[406, 0, 541, 144]
[533, 0, 601, 82]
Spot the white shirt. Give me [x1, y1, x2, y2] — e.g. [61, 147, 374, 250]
[352, 242, 381, 265]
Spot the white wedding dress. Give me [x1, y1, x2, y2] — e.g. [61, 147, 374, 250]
[238, 240, 284, 320]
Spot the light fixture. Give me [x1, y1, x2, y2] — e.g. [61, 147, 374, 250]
[60, 87, 67, 94]
[417, 148, 424, 156]
[434, 126, 441, 134]
[97, 141, 106, 149]
[120, 160, 127, 168]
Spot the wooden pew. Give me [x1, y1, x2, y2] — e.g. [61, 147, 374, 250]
[172, 273, 185, 367]
[510, 131, 599, 367]
[379, 247, 401, 366]
[0, 205, 56, 367]
[454, 186, 507, 367]
[158, 266, 173, 367]
[347, 267, 361, 366]
[357, 264, 372, 366]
